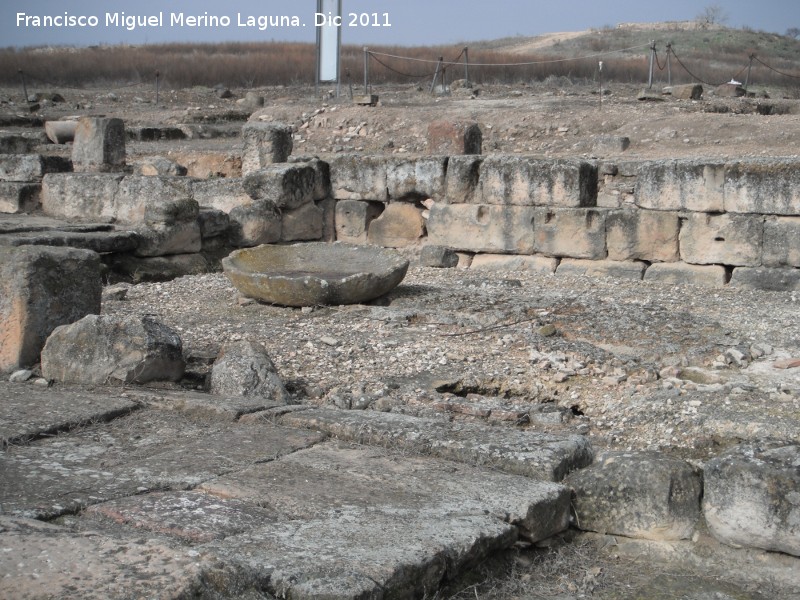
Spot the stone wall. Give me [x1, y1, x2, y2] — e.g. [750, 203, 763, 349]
[329, 155, 800, 291]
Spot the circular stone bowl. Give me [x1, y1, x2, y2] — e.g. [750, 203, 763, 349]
[222, 242, 410, 307]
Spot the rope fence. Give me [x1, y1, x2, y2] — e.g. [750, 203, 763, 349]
[360, 41, 800, 95]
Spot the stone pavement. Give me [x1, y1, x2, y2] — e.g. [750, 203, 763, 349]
[0, 382, 593, 599]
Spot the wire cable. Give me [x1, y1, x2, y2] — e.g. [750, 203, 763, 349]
[753, 56, 800, 80]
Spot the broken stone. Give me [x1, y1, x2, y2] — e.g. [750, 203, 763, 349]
[132, 156, 188, 177]
[367, 203, 426, 248]
[227, 200, 282, 247]
[427, 120, 482, 155]
[243, 163, 316, 210]
[44, 120, 78, 144]
[209, 340, 289, 403]
[567, 451, 702, 541]
[704, 443, 800, 556]
[419, 245, 459, 268]
[41, 314, 185, 385]
[334, 199, 383, 244]
[103, 253, 210, 283]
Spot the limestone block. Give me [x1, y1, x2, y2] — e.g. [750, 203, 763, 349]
[116, 176, 196, 224]
[243, 164, 316, 210]
[671, 84, 703, 100]
[228, 201, 282, 247]
[104, 253, 210, 283]
[592, 136, 630, 154]
[198, 207, 230, 239]
[470, 254, 558, 273]
[0, 246, 101, 372]
[427, 204, 535, 254]
[0, 133, 42, 154]
[419, 245, 459, 268]
[0, 155, 71, 182]
[134, 221, 202, 257]
[386, 157, 448, 200]
[41, 173, 123, 221]
[644, 262, 727, 287]
[192, 177, 251, 214]
[704, 443, 800, 556]
[567, 452, 702, 541]
[71, 117, 126, 172]
[367, 203, 426, 248]
[763, 217, 800, 267]
[556, 259, 647, 281]
[606, 209, 680, 262]
[635, 160, 725, 212]
[427, 120, 482, 155]
[680, 213, 763, 267]
[295, 157, 331, 201]
[724, 160, 800, 215]
[729, 267, 800, 292]
[444, 155, 482, 204]
[281, 202, 324, 242]
[533, 208, 607, 259]
[209, 341, 289, 403]
[329, 155, 388, 200]
[478, 156, 597, 207]
[0, 182, 40, 214]
[241, 123, 293, 175]
[41, 314, 185, 385]
[318, 197, 337, 242]
[715, 83, 746, 97]
[335, 200, 383, 244]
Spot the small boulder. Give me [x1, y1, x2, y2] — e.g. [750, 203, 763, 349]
[419, 245, 459, 268]
[704, 442, 800, 556]
[209, 341, 289, 403]
[566, 451, 702, 541]
[41, 314, 185, 385]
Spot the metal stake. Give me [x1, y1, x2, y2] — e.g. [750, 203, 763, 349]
[18, 70, 29, 104]
[648, 40, 656, 89]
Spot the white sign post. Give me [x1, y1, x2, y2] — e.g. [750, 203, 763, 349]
[316, 0, 342, 96]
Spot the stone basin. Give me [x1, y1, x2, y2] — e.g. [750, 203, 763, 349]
[222, 242, 410, 307]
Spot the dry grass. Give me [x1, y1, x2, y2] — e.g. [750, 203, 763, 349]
[1, 25, 798, 90]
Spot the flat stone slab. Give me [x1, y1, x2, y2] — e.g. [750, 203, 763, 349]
[277, 407, 594, 481]
[205, 510, 515, 600]
[0, 382, 137, 446]
[0, 213, 116, 235]
[0, 408, 324, 519]
[0, 516, 244, 600]
[0, 228, 139, 253]
[119, 387, 287, 421]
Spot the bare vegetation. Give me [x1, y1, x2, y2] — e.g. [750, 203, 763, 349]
[2, 24, 799, 91]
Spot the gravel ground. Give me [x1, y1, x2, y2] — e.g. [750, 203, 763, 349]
[102, 263, 800, 463]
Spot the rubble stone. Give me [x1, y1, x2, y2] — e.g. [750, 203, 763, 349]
[41, 314, 185, 385]
[71, 117, 126, 172]
[241, 122, 293, 174]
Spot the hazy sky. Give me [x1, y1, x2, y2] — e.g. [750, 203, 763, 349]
[4, 1, 799, 47]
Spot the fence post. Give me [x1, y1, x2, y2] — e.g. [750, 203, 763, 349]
[363, 47, 370, 94]
[464, 47, 470, 86]
[155, 71, 160, 106]
[18, 70, 29, 104]
[744, 54, 755, 91]
[648, 40, 656, 89]
[666, 43, 672, 87]
[430, 57, 443, 94]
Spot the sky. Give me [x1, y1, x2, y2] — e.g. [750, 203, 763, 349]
[3, 1, 799, 48]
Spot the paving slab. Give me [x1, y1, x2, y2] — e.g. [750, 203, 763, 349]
[119, 387, 287, 421]
[277, 407, 594, 481]
[204, 511, 515, 600]
[0, 409, 324, 518]
[0, 516, 264, 600]
[0, 382, 138, 446]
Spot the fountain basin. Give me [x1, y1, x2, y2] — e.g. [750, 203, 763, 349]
[222, 242, 410, 307]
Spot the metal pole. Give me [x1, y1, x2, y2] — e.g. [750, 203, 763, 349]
[155, 71, 160, 105]
[648, 40, 656, 89]
[464, 47, 470, 86]
[363, 47, 369, 94]
[745, 54, 755, 91]
[599, 61, 603, 110]
[18, 70, 28, 104]
[666, 44, 672, 87]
